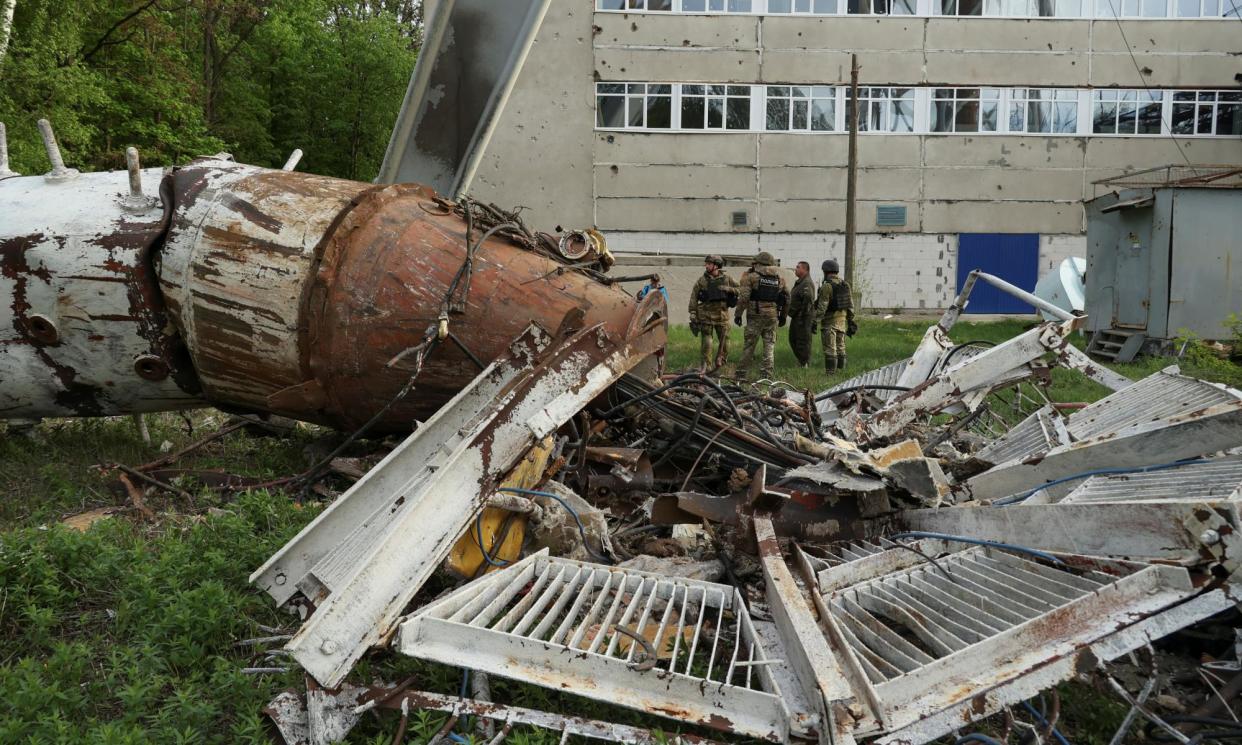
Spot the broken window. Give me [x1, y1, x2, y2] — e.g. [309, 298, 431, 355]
[846, 87, 916, 132]
[596, 83, 672, 129]
[765, 86, 837, 131]
[1092, 90, 1163, 135]
[1009, 88, 1079, 133]
[1172, 91, 1242, 136]
[937, 0, 985, 14]
[1094, 0, 1167, 15]
[847, 0, 919, 13]
[767, 0, 838, 11]
[931, 88, 1001, 133]
[681, 85, 752, 130]
[681, 0, 754, 10]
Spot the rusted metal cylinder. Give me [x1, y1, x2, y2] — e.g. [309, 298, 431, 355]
[0, 168, 203, 419]
[160, 159, 656, 432]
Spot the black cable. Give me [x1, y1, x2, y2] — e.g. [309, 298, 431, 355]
[815, 383, 913, 402]
[651, 392, 711, 468]
[1145, 716, 1242, 743]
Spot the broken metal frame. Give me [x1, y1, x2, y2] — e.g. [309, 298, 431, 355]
[791, 536, 1237, 744]
[398, 549, 797, 742]
[259, 316, 664, 688]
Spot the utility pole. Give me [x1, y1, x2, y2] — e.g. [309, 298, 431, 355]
[845, 53, 859, 288]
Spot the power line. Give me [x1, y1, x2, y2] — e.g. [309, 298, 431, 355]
[1102, 0, 1195, 166]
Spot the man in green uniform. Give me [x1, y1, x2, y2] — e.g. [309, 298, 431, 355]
[787, 261, 816, 367]
[813, 259, 855, 374]
[688, 255, 739, 372]
[734, 251, 788, 380]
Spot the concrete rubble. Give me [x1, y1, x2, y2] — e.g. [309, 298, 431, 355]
[252, 269, 1242, 745]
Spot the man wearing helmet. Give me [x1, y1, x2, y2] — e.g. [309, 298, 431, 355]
[734, 251, 788, 380]
[813, 258, 855, 374]
[787, 261, 816, 367]
[689, 255, 739, 371]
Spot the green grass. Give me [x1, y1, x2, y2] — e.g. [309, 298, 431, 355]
[1, 318, 1238, 743]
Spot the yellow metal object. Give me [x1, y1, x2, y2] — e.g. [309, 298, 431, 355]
[446, 436, 555, 578]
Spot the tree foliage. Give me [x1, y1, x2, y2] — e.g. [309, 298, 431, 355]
[0, 0, 420, 180]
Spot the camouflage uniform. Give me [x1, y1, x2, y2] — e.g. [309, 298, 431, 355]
[734, 253, 789, 380]
[815, 274, 853, 373]
[787, 274, 816, 367]
[689, 269, 739, 370]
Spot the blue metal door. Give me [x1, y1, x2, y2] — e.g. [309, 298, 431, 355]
[957, 233, 1040, 314]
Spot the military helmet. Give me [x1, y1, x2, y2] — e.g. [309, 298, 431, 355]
[822, 259, 840, 274]
[705, 254, 724, 267]
[754, 251, 776, 266]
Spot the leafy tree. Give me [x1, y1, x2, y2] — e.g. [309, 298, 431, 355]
[0, 0, 419, 179]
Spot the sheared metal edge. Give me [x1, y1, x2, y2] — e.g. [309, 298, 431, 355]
[844, 319, 1079, 443]
[1, 168, 204, 418]
[873, 586, 1240, 745]
[283, 318, 664, 688]
[813, 541, 1204, 738]
[962, 399, 1242, 502]
[262, 691, 309, 745]
[398, 550, 793, 742]
[384, 690, 731, 744]
[900, 500, 1242, 566]
[250, 323, 552, 606]
[753, 515, 858, 745]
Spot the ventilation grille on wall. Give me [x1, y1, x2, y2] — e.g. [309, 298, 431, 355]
[731, 210, 749, 227]
[876, 205, 907, 227]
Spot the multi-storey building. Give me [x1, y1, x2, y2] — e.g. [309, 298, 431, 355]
[470, 0, 1241, 315]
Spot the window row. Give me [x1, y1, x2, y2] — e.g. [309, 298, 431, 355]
[595, 83, 1242, 137]
[600, 0, 1240, 18]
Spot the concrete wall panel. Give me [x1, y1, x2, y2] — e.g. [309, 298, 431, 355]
[760, 16, 924, 49]
[1090, 21, 1242, 53]
[923, 136, 1087, 169]
[596, 132, 756, 166]
[595, 48, 761, 81]
[594, 12, 758, 48]
[471, 2, 594, 230]
[597, 197, 759, 231]
[1084, 137, 1241, 169]
[925, 19, 1090, 51]
[757, 134, 921, 167]
[595, 164, 757, 199]
[924, 51, 1088, 86]
[923, 200, 1083, 233]
[761, 50, 928, 84]
[924, 167, 1084, 201]
[1089, 54, 1241, 87]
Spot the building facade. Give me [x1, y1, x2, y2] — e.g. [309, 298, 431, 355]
[469, 0, 1242, 316]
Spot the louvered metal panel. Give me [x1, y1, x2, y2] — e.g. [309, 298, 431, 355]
[814, 543, 1199, 735]
[974, 404, 1070, 466]
[1068, 367, 1242, 441]
[1060, 455, 1242, 504]
[398, 550, 796, 742]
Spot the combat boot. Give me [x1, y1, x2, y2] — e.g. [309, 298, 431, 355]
[837, 354, 847, 372]
[824, 355, 837, 374]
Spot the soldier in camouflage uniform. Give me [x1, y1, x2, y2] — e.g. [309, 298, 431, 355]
[787, 261, 816, 367]
[688, 255, 739, 371]
[734, 251, 789, 380]
[813, 259, 854, 374]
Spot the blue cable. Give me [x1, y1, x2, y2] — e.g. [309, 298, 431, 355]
[474, 509, 509, 568]
[1022, 700, 1074, 745]
[498, 487, 611, 562]
[890, 531, 1065, 565]
[447, 734, 469, 744]
[993, 458, 1212, 506]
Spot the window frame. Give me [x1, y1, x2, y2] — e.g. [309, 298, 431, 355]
[1170, 90, 1242, 137]
[595, 82, 674, 130]
[764, 85, 839, 132]
[1091, 89, 1165, 136]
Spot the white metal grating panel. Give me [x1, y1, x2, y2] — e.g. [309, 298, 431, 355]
[398, 550, 795, 742]
[1068, 367, 1242, 442]
[1060, 455, 1242, 504]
